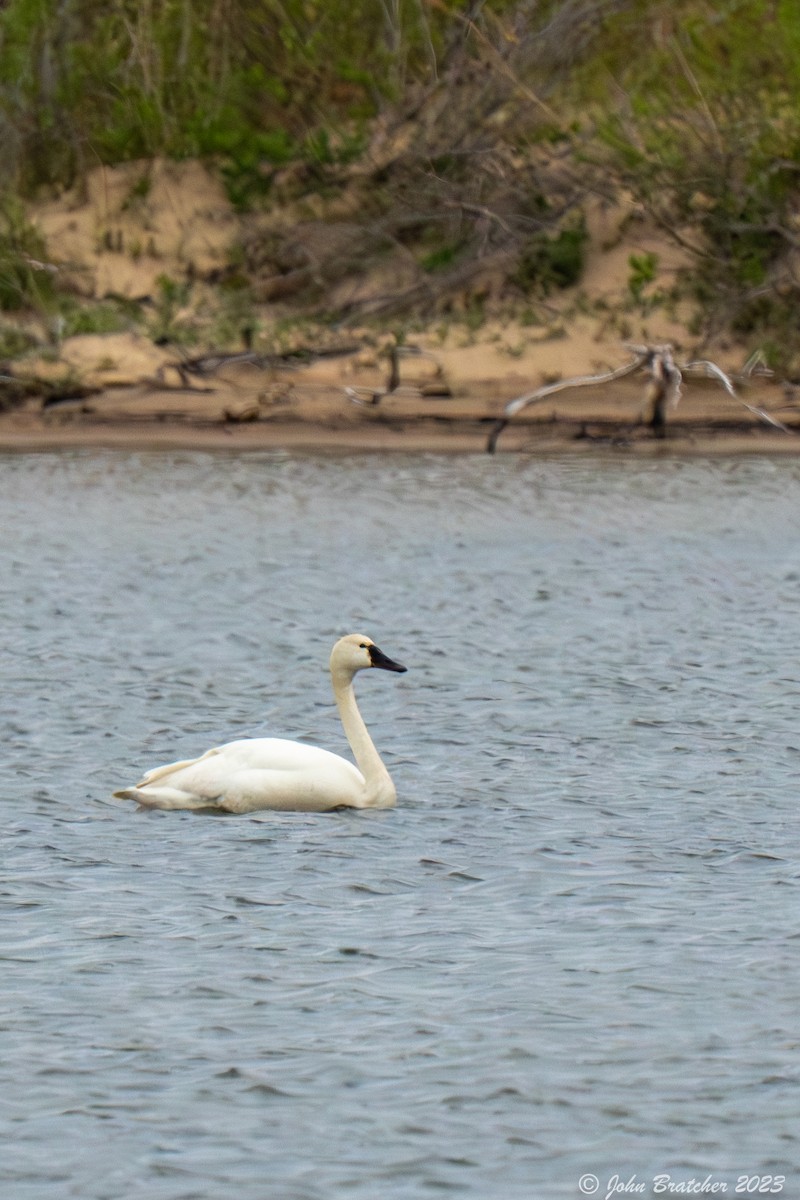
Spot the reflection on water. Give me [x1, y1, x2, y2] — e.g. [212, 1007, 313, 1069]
[1, 451, 799, 1198]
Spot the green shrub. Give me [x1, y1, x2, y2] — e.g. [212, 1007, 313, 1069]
[0, 0, 462, 192]
[513, 216, 588, 295]
[0, 198, 57, 312]
[147, 274, 194, 345]
[58, 297, 141, 338]
[628, 252, 659, 305]
[584, 1, 800, 338]
[0, 322, 38, 358]
[420, 242, 464, 273]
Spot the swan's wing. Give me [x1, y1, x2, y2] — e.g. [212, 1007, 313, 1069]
[136, 746, 223, 787]
[134, 738, 362, 792]
[218, 738, 364, 781]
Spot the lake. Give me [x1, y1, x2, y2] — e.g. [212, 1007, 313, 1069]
[1, 449, 799, 1199]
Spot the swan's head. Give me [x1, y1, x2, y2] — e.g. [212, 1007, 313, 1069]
[330, 634, 407, 676]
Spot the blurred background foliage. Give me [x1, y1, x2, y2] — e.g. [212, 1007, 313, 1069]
[0, 0, 798, 358]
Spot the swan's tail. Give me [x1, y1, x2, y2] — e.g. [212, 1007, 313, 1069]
[113, 786, 223, 811]
[113, 746, 224, 810]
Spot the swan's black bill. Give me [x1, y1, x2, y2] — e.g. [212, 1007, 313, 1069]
[369, 645, 407, 673]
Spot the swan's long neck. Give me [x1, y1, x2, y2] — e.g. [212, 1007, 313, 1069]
[331, 667, 396, 807]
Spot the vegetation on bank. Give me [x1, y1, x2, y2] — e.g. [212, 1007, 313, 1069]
[0, 0, 799, 368]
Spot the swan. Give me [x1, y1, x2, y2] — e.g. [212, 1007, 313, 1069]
[113, 634, 407, 813]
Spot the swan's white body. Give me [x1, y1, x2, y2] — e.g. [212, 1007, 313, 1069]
[114, 635, 406, 813]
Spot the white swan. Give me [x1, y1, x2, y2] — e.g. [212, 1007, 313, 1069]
[113, 634, 407, 813]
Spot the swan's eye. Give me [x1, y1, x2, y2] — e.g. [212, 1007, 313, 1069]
[359, 642, 368, 649]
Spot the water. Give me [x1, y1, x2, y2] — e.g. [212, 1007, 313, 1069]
[2, 450, 799, 1199]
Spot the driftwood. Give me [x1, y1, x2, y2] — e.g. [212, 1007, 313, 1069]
[486, 343, 789, 452]
[166, 343, 363, 388]
[345, 342, 448, 407]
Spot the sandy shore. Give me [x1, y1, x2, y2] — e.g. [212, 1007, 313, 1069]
[3, 413, 800, 457]
[2, 371, 798, 458]
[3, 325, 799, 457]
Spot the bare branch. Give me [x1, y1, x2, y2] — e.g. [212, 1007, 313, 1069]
[487, 344, 795, 451]
[681, 358, 789, 429]
[486, 351, 648, 452]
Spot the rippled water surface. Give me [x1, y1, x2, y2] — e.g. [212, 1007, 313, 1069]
[2, 450, 800, 1199]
